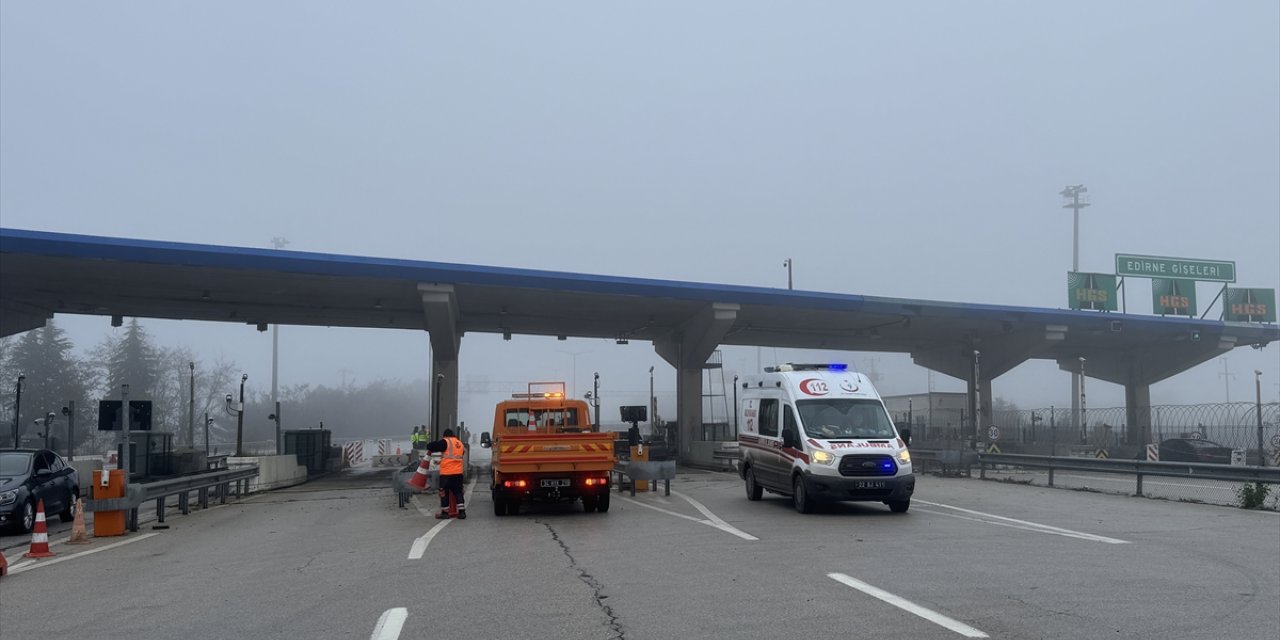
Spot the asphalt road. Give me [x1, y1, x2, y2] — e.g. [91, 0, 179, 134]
[1, 467, 1277, 640]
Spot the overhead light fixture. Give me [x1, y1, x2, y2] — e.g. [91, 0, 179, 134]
[869, 328, 881, 339]
[201, 290, 211, 300]
[503, 330, 512, 341]
[256, 323, 268, 332]
[111, 314, 122, 327]
[616, 337, 630, 345]
[373, 299, 383, 310]
[557, 335, 567, 341]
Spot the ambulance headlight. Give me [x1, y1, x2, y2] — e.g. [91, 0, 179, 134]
[812, 451, 835, 465]
[897, 450, 911, 465]
[0, 489, 17, 505]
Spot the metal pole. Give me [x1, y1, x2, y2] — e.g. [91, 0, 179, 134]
[969, 350, 980, 449]
[12, 375, 24, 448]
[272, 324, 279, 444]
[784, 258, 793, 290]
[1050, 406, 1057, 457]
[274, 401, 282, 456]
[43, 414, 51, 450]
[236, 374, 247, 457]
[1079, 358, 1088, 444]
[204, 412, 210, 455]
[732, 375, 739, 438]
[592, 373, 600, 431]
[122, 383, 131, 479]
[649, 366, 655, 428]
[188, 362, 195, 448]
[1256, 371, 1265, 467]
[65, 401, 75, 458]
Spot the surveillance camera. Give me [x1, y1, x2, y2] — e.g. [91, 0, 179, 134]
[241, 374, 249, 382]
[225, 393, 233, 403]
[61, 406, 70, 416]
[268, 413, 277, 421]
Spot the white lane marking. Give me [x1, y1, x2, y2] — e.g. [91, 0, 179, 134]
[370, 607, 407, 640]
[916, 500, 1129, 544]
[671, 489, 758, 541]
[407, 480, 475, 559]
[619, 495, 758, 541]
[828, 573, 988, 638]
[7, 533, 161, 575]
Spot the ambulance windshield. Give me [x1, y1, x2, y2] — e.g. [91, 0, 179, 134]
[796, 399, 897, 439]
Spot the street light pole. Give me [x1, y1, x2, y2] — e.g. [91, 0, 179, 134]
[236, 374, 247, 457]
[188, 362, 195, 448]
[1256, 370, 1265, 467]
[592, 372, 600, 431]
[12, 374, 24, 448]
[1061, 185, 1090, 435]
[783, 258, 793, 290]
[62, 401, 75, 459]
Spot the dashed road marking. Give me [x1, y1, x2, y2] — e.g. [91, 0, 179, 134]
[828, 573, 988, 638]
[916, 500, 1129, 544]
[370, 607, 407, 640]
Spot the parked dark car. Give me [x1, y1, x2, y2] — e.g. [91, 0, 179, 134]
[1158, 438, 1234, 464]
[0, 449, 80, 533]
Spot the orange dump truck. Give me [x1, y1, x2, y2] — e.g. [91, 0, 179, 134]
[480, 382, 614, 515]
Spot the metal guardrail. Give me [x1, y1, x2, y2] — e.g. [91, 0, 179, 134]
[86, 466, 259, 532]
[612, 460, 676, 496]
[976, 452, 1280, 496]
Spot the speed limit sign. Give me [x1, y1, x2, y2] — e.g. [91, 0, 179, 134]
[987, 426, 1000, 441]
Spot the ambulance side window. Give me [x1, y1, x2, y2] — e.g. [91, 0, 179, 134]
[783, 405, 798, 437]
[758, 399, 778, 437]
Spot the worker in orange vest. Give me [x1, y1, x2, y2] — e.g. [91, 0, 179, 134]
[424, 428, 466, 519]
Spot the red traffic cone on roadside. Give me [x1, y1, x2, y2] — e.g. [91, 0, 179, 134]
[68, 497, 90, 545]
[406, 458, 431, 490]
[23, 499, 55, 558]
[0, 548, 9, 577]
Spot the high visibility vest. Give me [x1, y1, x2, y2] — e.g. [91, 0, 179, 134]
[440, 436, 465, 475]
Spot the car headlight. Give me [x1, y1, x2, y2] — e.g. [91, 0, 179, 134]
[0, 489, 17, 505]
[812, 451, 835, 465]
[897, 450, 911, 465]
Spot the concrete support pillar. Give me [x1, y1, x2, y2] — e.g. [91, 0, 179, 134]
[430, 358, 459, 441]
[1125, 383, 1152, 446]
[978, 377, 993, 435]
[654, 303, 739, 462]
[419, 283, 462, 441]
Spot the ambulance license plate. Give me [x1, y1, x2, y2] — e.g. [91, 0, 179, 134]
[854, 480, 887, 489]
[541, 479, 571, 488]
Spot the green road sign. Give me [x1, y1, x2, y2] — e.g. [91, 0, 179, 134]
[1068, 272, 1117, 311]
[1115, 254, 1236, 283]
[1151, 278, 1197, 317]
[1224, 288, 1276, 323]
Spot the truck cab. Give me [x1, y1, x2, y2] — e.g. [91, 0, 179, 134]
[738, 364, 915, 513]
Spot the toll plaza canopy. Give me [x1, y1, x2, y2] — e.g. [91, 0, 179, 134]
[2, 228, 1276, 454]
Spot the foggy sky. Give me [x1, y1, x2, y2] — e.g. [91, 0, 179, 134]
[2, 2, 1278, 434]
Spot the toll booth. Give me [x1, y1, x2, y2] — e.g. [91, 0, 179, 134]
[117, 431, 173, 480]
[284, 429, 332, 475]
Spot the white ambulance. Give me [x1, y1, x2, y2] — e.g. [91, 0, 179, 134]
[738, 363, 915, 513]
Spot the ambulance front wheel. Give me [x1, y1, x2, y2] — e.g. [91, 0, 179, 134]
[744, 467, 763, 501]
[792, 475, 814, 514]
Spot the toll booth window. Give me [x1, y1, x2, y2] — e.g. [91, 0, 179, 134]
[758, 399, 779, 437]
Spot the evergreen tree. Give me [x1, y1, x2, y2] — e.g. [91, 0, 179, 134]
[99, 318, 161, 403]
[0, 322, 91, 450]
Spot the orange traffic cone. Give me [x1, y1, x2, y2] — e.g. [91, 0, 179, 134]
[68, 497, 89, 545]
[23, 499, 55, 558]
[406, 458, 431, 491]
[0, 548, 9, 577]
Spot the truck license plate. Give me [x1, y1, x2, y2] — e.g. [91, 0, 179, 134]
[854, 480, 887, 489]
[541, 479, 571, 488]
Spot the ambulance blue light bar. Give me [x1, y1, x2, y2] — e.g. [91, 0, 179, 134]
[828, 364, 848, 371]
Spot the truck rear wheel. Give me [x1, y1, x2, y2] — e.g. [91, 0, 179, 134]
[582, 495, 598, 513]
[493, 492, 506, 517]
[506, 499, 521, 516]
[596, 492, 610, 513]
